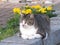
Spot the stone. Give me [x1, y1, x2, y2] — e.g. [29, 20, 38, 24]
[0, 36, 43, 45]
[44, 17, 60, 45]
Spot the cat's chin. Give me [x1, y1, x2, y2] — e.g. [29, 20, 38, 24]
[21, 34, 42, 40]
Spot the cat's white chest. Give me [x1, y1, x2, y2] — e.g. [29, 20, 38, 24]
[20, 23, 37, 35]
[19, 23, 42, 39]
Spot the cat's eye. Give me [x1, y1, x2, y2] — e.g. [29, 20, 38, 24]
[29, 21, 32, 24]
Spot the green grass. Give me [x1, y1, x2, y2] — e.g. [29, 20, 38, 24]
[0, 27, 19, 41]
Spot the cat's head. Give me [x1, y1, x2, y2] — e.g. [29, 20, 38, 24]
[20, 14, 35, 26]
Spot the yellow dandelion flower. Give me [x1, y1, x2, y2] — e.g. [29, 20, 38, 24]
[31, 5, 41, 9]
[35, 5, 41, 9]
[47, 6, 52, 10]
[26, 9, 32, 14]
[22, 10, 26, 14]
[22, 9, 32, 14]
[40, 8, 47, 13]
[13, 8, 21, 14]
[25, 9, 32, 14]
[25, 11, 29, 14]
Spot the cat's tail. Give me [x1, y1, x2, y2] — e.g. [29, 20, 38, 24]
[42, 32, 48, 40]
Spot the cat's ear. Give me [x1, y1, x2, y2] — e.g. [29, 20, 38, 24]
[20, 13, 24, 18]
[30, 14, 34, 18]
[20, 11, 24, 16]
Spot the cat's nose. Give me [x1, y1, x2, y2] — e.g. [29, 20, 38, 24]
[22, 24, 26, 27]
[22, 24, 24, 27]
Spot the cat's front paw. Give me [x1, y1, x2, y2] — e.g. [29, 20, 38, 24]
[28, 34, 42, 39]
[34, 34, 42, 38]
[21, 35, 35, 40]
[21, 35, 28, 39]
[28, 36, 35, 39]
